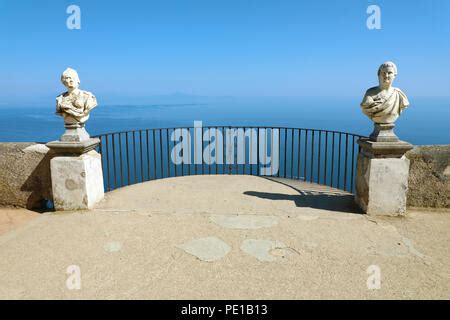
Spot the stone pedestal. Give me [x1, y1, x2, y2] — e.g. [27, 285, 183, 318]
[46, 122, 104, 211]
[50, 151, 104, 210]
[355, 138, 414, 216]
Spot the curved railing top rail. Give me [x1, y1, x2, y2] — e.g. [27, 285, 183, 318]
[94, 126, 367, 194]
[93, 126, 367, 140]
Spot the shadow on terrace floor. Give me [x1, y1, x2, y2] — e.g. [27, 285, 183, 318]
[244, 177, 363, 214]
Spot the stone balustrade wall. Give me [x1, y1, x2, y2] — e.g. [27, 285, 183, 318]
[0, 142, 449, 210]
[0, 143, 54, 209]
[405, 145, 450, 209]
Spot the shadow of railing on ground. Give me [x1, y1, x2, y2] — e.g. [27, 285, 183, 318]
[243, 177, 363, 214]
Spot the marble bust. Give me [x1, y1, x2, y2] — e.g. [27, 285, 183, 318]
[56, 68, 97, 126]
[360, 61, 409, 124]
[47, 68, 100, 155]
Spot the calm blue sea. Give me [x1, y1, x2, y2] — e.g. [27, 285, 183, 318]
[0, 97, 448, 145]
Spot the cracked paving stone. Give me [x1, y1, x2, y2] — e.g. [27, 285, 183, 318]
[240, 239, 299, 262]
[177, 237, 231, 262]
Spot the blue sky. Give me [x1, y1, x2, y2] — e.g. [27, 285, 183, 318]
[1, 0, 449, 104]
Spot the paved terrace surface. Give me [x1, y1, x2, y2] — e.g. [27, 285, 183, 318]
[0, 175, 449, 299]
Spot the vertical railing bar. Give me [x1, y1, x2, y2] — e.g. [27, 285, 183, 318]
[140, 130, 144, 183]
[229, 126, 232, 175]
[105, 135, 110, 191]
[264, 128, 267, 175]
[112, 133, 117, 190]
[118, 133, 123, 187]
[310, 129, 314, 183]
[324, 131, 328, 186]
[146, 130, 150, 181]
[231, 127, 234, 175]
[132, 131, 137, 184]
[250, 127, 253, 175]
[290, 128, 294, 178]
[304, 130, 308, 181]
[331, 132, 335, 188]
[350, 135, 356, 192]
[201, 127, 204, 175]
[209, 127, 211, 175]
[297, 129, 301, 180]
[243, 127, 246, 175]
[277, 128, 280, 177]
[337, 133, 342, 189]
[318, 130, 321, 185]
[173, 128, 179, 177]
[249, 127, 252, 175]
[126, 132, 130, 185]
[180, 129, 183, 176]
[159, 129, 163, 178]
[180, 128, 185, 176]
[187, 127, 191, 176]
[257, 127, 260, 177]
[271, 128, 274, 176]
[152, 129, 157, 180]
[222, 127, 225, 174]
[166, 128, 170, 178]
[194, 127, 197, 175]
[344, 133, 349, 191]
[215, 128, 218, 175]
[234, 127, 238, 175]
[237, 127, 239, 175]
[174, 129, 178, 177]
[283, 128, 287, 178]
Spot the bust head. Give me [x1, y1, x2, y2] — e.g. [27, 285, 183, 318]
[61, 68, 80, 91]
[377, 61, 397, 88]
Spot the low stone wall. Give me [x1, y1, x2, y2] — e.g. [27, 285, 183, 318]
[406, 145, 450, 209]
[0, 143, 54, 209]
[0, 142, 448, 210]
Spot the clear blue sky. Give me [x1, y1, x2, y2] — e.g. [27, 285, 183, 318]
[1, 0, 449, 104]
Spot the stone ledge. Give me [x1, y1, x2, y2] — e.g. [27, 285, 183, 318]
[0, 142, 54, 209]
[406, 145, 450, 208]
[46, 138, 100, 156]
[358, 138, 414, 158]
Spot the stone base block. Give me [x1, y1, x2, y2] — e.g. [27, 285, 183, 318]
[355, 153, 410, 216]
[50, 151, 104, 211]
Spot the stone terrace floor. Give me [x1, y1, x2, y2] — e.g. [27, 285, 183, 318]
[0, 175, 449, 299]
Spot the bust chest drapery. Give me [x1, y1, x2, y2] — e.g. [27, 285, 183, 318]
[56, 90, 97, 124]
[361, 87, 409, 124]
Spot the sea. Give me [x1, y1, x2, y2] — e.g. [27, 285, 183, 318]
[0, 96, 448, 145]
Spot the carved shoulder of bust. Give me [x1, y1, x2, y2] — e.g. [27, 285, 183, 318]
[56, 92, 71, 114]
[79, 90, 97, 111]
[361, 86, 380, 106]
[393, 87, 410, 109]
[365, 86, 380, 95]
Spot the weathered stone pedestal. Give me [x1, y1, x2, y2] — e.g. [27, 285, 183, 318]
[355, 125, 414, 216]
[46, 129, 104, 211]
[50, 151, 104, 210]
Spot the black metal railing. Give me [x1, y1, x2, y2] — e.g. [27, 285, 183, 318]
[94, 126, 366, 193]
